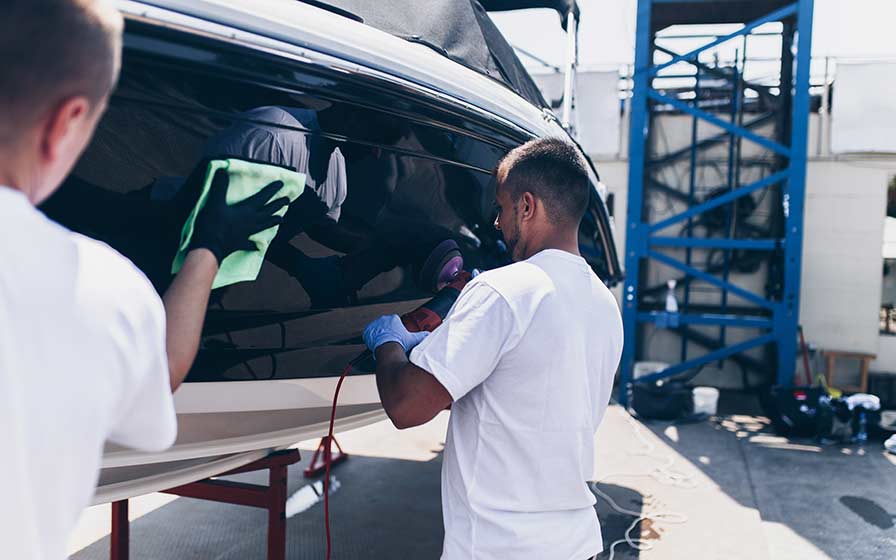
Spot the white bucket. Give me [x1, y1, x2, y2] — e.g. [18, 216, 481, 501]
[633, 361, 670, 380]
[880, 410, 896, 431]
[692, 386, 720, 416]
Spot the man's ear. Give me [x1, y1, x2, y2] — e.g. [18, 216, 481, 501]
[40, 96, 90, 162]
[520, 191, 536, 221]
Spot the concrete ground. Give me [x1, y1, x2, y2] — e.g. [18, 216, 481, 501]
[70, 394, 896, 559]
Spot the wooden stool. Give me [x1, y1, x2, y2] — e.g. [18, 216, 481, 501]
[824, 350, 875, 393]
[110, 449, 300, 560]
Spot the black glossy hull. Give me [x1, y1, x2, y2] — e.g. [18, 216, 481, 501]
[42, 16, 620, 386]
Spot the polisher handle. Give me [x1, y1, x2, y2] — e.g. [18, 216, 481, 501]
[401, 270, 472, 333]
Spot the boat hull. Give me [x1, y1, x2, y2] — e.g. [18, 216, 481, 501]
[56, 0, 621, 502]
[94, 375, 384, 503]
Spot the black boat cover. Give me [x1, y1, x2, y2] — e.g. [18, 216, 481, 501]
[320, 0, 550, 109]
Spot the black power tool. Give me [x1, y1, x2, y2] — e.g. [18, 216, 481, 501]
[399, 269, 472, 333]
[351, 240, 472, 366]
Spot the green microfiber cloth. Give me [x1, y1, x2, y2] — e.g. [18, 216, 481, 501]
[171, 158, 305, 289]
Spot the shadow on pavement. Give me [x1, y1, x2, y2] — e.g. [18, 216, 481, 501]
[632, 389, 896, 560]
[593, 483, 645, 559]
[73, 448, 638, 559]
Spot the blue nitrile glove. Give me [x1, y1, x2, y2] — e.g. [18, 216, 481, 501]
[363, 315, 430, 354]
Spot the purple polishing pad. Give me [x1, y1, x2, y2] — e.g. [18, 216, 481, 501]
[419, 239, 464, 293]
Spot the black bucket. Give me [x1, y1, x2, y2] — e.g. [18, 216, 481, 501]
[760, 386, 826, 437]
[631, 380, 694, 420]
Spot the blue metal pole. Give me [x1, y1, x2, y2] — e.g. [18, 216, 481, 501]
[776, 0, 814, 386]
[649, 113, 776, 167]
[649, 237, 778, 250]
[649, 3, 798, 75]
[638, 312, 773, 329]
[647, 91, 791, 156]
[619, 0, 653, 407]
[636, 333, 777, 383]
[648, 169, 789, 232]
[647, 250, 775, 309]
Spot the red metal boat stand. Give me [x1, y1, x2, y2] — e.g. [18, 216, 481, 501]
[303, 436, 348, 478]
[110, 449, 301, 560]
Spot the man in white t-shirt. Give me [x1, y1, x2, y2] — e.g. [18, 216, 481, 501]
[363, 137, 623, 559]
[0, 2, 289, 558]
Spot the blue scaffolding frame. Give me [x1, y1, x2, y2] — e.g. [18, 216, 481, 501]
[619, 0, 815, 405]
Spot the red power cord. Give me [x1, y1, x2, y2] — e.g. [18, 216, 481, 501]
[324, 361, 354, 560]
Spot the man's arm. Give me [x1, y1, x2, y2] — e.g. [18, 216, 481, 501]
[162, 249, 218, 391]
[374, 341, 452, 430]
[161, 168, 289, 391]
[364, 283, 519, 428]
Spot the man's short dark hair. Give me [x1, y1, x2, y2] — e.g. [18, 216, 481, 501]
[0, 0, 122, 144]
[496, 137, 591, 225]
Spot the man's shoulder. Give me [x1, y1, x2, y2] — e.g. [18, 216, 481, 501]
[1, 202, 165, 343]
[70, 233, 165, 325]
[1, 199, 146, 297]
[471, 260, 554, 302]
[72, 232, 161, 293]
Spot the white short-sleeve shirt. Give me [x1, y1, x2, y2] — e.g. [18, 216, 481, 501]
[0, 187, 177, 559]
[410, 249, 623, 560]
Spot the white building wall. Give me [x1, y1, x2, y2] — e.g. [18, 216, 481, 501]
[799, 162, 888, 356]
[873, 337, 896, 372]
[831, 62, 896, 154]
[593, 159, 628, 304]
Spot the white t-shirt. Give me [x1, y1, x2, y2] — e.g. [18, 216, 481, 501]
[410, 249, 623, 560]
[0, 187, 177, 559]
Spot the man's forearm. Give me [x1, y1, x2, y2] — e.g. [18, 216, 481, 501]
[374, 342, 451, 429]
[374, 343, 411, 422]
[162, 249, 218, 391]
